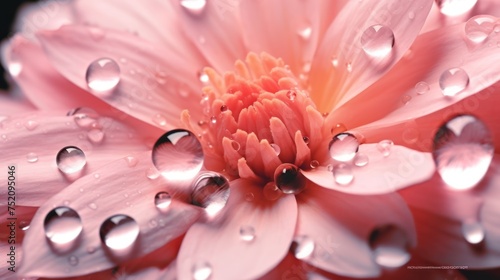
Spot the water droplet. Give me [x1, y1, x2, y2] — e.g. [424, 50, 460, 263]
[180, 0, 207, 16]
[24, 120, 38, 131]
[464, 15, 497, 44]
[87, 202, 98, 210]
[85, 58, 120, 94]
[26, 152, 38, 163]
[298, 26, 312, 40]
[436, 0, 478, 17]
[263, 182, 282, 201]
[86, 246, 96, 254]
[87, 128, 104, 144]
[124, 156, 138, 167]
[377, 140, 393, 157]
[310, 160, 320, 169]
[346, 62, 353, 73]
[220, 105, 228, 112]
[239, 225, 256, 242]
[146, 167, 160, 180]
[152, 129, 204, 181]
[401, 95, 412, 105]
[153, 114, 168, 127]
[68, 107, 99, 128]
[302, 136, 310, 145]
[192, 172, 230, 217]
[408, 11, 415, 20]
[245, 192, 255, 202]
[56, 146, 86, 174]
[414, 81, 430, 95]
[19, 220, 30, 231]
[99, 214, 140, 250]
[231, 140, 240, 151]
[361, 24, 395, 57]
[330, 123, 347, 135]
[274, 163, 306, 194]
[331, 57, 339, 68]
[154, 191, 172, 212]
[270, 143, 281, 156]
[353, 153, 369, 167]
[461, 220, 485, 244]
[286, 90, 297, 101]
[44, 206, 82, 245]
[68, 255, 79, 266]
[198, 71, 209, 83]
[292, 236, 315, 260]
[369, 225, 411, 268]
[94, 173, 101, 179]
[433, 115, 493, 190]
[88, 26, 105, 41]
[332, 163, 354, 185]
[439, 67, 469, 97]
[210, 116, 217, 124]
[329, 133, 359, 162]
[192, 261, 212, 280]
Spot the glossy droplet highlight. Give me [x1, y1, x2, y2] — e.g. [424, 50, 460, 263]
[332, 163, 354, 185]
[239, 225, 256, 242]
[292, 236, 315, 260]
[461, 220, 485, 244]
[26, 152, 38, 163]
[56, 146, 86, 174]
[24, 120, 38, 131]
[465, 15, 497, 44]
[414, 81, 430, 95]
[180, 0, 207, 16]
[439, 67, 469, 97]
[44, 206, 82, 245]
[99, 214, 139, 250]
[154, 191, 172, 212]
[192, 261, 212, 280]
[329, 133, 359, 162]
[274, 163, 306, 194]
[377, 140, 393, 157]
[436, 0, 477, 17]
[370, 225, 411, 268]
[152, 129, 204, 181]
[433, 115, 493, 190]
[192, 172, 230, 217]
[361, 24, 395, 57]
[86, 58, 120, 93]
[354, 153, 369, 167]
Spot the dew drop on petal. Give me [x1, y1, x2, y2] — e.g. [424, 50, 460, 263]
[44, 206, 83, 245]
[408, 11, 415, 20]
[461, 220, 485, 244]
[263, 182, 282, 201]
[439, 67, 469, 97]
[68, 255, 79, 266]
[245, 192, 255, 202]
[330, 123, 347, 135]
[99, 214, 140, 250]
[86, 58, 120, 93]
[239, 225, 256, 242]
[24, 120, 38, 131]
[298, 25, 312, 40]
[180, 0, 207, 16]
[377, 140, 394, 157]
[274, 163, 306, 194]
[270, 143, 281, 156]
[332, 163, 354, 185]
[154, 191, 172, 212]
[146, 167, 161, 180]
[88, 26, 106, 41]
[192, 261, 212, 280]
[354, 153, 369, 167]
[433, 115, 494, 190]
[87, 128, 104, 144]
[286, 90, 297, 101]
[191, 171, 230, 217]
[436, 0, 478, 17]
[7, 51, 22, 77]
[19, 220, 30, 231]
[26, 152, 38, 163]
[88, 202, 98, 210]
[125, 156, 139, 167]
[369, 225, 411, 268]
[152, 114, 168, 127]
[464, 15, 497, 44]
[361, 24, 395, 57]
[152, 129, 204, 181]
[414, 81, 430, 95]
[346, 62, 353, 73]
[292, 236, 315, 260]
[310, 160, 320, 169]
[56, 146, 86, 174]
[231, 140, 240, 151]
[329, 133, 359, 162]
[68, 107, 99, 128]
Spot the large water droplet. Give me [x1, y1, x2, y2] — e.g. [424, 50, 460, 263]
[464, 15, 497, 44]
[239, 225, 256, 242]
[433, 115, 493, 190]
[329, 133, 359, 162]
[152, 129, 204, 181]
[154, 191, 172, 212]
[370, 225, 411, 268]
[461, 220, 485, 244]
[44, 206, 82, 245]
[85, 58, 120, 93]
[292, 236, 315, 260]
[436, 0, 478, 17]
[439, 67, 469, 97]
[192, 171, 230, 217]
[180, 0, 207, 16]
[274, 163, 306, 194]
[361, 24, 395, 57]
[192, 261, 212, 280]
[332, 163, 354, 185]
[56, 146, 86, 174]
[99, 214, 139, 250]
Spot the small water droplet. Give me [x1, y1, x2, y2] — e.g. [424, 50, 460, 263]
[192, 172, 230, 217]
[332, 163, 354, 185]
[292, 236, 315, 260]
[44, 206, 82, 245]
[152, 129, 204, 181]
[439, 67, 469, 97]
[88, 202, 98, 210]
[286, 90, 297, 101]
[68, 107, 99, 128]
[331, 57, 339, 68]
[94, 173, 101, 179]
[198, 71, 209, 83]
[414, 81, 430, 95]
[245, 192, 255, 202]
[270, 143, 281, 156]
[68, 255, 79, 266]
[87, 128, 104, 144]
[377, 140, 393, 157]
[330, 123, 347, 135]
[85, 58, 120, 94]
[436, 0, 478, 17]
[239, 225, 256, 242]
[302, 136, 310, 145]
[86, 246, 96, 254]
[461, 220, 485, 244]
[192, 261, 212, 280]
[360, 24, 395, 57]
[353, 153, 369, 167]
[329, 133, 359, 162]
[401, 95, 412, 105]
[88, 26, 106, 41]
[370, 225, 411, 268]
[464, 15, 497, 44]
[346, 62, 353, 73]
[433, 115, 493, 190]
[274, 163, 306, 194]
[24, 120, 38, 131]
[149, 219, 158, 228]
[263, 182, 282, 201]
[153, 114, 168, 127]
[220, 105, 228, 112]
[408, 11, 415, 20]
[210, 116, 217, 124]
[180, 0, 207, 16]
[231, 140, 240, 151]
[26, 152, 38, 163]
[298, 25, 312, 40]
[99, 214, 140, 250]
[310, 160, 320, 169]
[124, 156, 138, 167]
[146, 167, 160, 180]
[8, 51, 22, 77]
[19, 220, 30, 231]
[56, 146, 86, 174]
[154, 191, 172, 212]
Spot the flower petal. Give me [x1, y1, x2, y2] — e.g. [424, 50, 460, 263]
[37, 25, 205, 129]
[295, 183, 416, 277]
[0, 93, 35, 117]
[309, 0, 433, 112]
[18, 152, 202, 278]
[303, 144, 434, 194]
[177, 179, 297, 280]
[0, 111, 148, 206]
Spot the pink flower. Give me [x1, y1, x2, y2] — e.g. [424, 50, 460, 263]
[1, 0, 500, 279]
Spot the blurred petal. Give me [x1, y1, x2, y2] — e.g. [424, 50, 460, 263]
[19, 152, 202, 278]
[309, 0, 433, 112]
[0, 93, 35, 117]
[177, 179, 297, 280]
[303, 144, 434, 194]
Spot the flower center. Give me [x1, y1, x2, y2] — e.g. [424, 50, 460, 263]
[184, 53, 325, 191]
